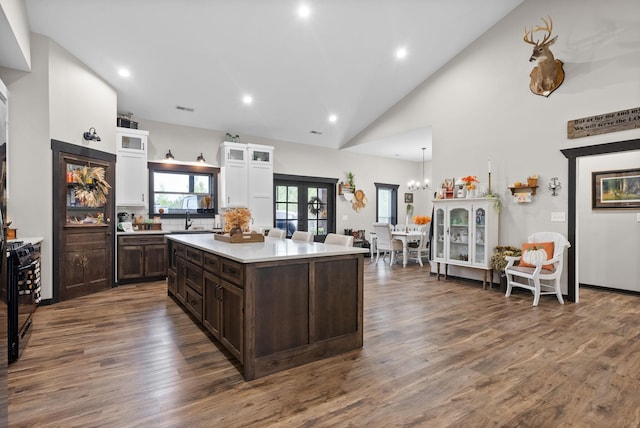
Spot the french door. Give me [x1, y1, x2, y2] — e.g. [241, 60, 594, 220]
[274, 174, 337, 242]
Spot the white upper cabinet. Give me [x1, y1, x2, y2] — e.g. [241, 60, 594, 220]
[219, 142, 274, 230]
[116, 127, 149, 206]
[220, 142, 249, 208]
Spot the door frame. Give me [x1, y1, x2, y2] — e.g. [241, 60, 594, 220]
[561, 137, 640, 302]
[273, 174, 338, 241]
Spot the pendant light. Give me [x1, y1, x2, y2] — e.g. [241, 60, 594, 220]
[408, 147, 430, 191]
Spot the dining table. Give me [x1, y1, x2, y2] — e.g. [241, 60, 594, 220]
[369, 229, 423, 267]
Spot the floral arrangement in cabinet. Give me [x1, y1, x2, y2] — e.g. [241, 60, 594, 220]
[72, 166, 111, 207]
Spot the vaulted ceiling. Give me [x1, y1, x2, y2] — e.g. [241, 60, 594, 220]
[20, 0, 523, 161]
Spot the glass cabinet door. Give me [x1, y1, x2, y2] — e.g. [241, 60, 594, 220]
[119, 134, 144, 151]
[226, 147, 245, 162]
[472, 206, 487, 266]
[250, 148, 271, 164]
[434, 207, 445, 259]
[447, 206, 471, 264]
[66, 161, 109, 225]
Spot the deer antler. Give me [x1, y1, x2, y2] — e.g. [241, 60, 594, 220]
[523, 15, 553, 46]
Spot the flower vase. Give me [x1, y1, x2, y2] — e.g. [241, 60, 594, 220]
[229, 224, 242, 236]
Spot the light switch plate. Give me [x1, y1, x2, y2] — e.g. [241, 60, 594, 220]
[551, 212, 566, 222]
[342, 215, 349, 221]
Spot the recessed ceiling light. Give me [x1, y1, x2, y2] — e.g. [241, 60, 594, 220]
[242, 94, 253, 105]
[328, 114, 338, 123]
[395, 47, 408, 60]
[118, 68, 130, 78]
[297, 4, 311, 18]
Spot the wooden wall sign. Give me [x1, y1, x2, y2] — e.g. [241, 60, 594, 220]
[568, 107, 640, 139]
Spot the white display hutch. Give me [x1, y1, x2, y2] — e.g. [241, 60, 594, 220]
[219, 142, 274, 230]
[432, 198, 499, 288]
[116, 127, 149, 206]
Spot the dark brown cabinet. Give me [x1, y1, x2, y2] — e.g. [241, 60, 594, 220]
[53, 141, 116, 302]
[166, 237, 363, 380]
[168, 241, 244, 361]
[117, 234, 167, 283]
[202, 256, 243, 362]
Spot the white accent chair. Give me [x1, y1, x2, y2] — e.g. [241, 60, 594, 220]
[407, 226, 429, 267]
[504, 232, 571, 306]
[372, 223, 403, 265]
[324, 233, 354, 246]
[267, 228, 286, 239]
[291, 231, 314, 242]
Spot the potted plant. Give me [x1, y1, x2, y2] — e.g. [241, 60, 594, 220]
[490, 245, 521, 290]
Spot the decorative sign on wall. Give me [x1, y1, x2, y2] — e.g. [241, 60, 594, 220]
[568, 107, 640, 139]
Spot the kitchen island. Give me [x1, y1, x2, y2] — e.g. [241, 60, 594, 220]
[166, 234, 367, 380]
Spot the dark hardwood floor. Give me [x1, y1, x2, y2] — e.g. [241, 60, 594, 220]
[8, 261, 640, 427]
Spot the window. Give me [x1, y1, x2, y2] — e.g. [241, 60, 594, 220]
[274, 174, 337, 241]
[148, 162, 219, 218]
[375, 182, 398, 224]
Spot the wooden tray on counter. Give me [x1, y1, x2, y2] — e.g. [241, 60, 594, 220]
[214, 232, 265, 243]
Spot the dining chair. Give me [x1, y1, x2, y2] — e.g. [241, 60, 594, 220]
[267, 228, 286, 239]
[504, 232, 571, 306]
[407, 226, 429, 266]
[372, 223, 403, 265]
[291, 230, 314, 242]
[324, 233, 354, 246]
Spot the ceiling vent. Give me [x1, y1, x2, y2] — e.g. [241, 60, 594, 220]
[310, 130, 323, 135]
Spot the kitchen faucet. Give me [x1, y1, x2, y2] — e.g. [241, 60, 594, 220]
[185, 210, 193, 230]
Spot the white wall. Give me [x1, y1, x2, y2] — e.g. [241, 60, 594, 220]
[1, 34, 117, 300]
[139, 118, 426, 235]
[347, 0, 640, 289]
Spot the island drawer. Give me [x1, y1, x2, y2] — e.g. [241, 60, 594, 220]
[203, 253, 220, 275]
[186, 247, 203, 265]
[185, 261, 203, 293]
[184, 285, 203, 322]
[118, 234, 166, 246]
[220, 259, 244, 287]
[174, 243, 186, 259]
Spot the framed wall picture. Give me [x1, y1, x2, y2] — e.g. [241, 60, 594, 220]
[404, 193, 414, 203]
[592, 168, 640, 209]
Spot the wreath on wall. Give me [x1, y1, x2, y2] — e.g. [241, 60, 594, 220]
[72, 166, 111, 207]
[308, 196, 323, 216]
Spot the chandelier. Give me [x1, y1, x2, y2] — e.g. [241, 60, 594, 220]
[407, 147, 430, 191]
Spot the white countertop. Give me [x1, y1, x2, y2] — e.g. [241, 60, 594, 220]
[167, 234, 369, 263]
[9, 237, 44, 244]
[116, 229, 221, 236]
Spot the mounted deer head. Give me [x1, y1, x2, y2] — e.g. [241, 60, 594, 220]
[523, 16, 565, 97]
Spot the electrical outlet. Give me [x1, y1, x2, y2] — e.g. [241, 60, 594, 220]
[637, 213, 640, 223]
[342, 215, 348, 221]
[551, 212, 565, 222]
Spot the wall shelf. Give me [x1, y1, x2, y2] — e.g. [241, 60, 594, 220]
[338, 183, 354, 195]
[508, 185, 538, 196]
